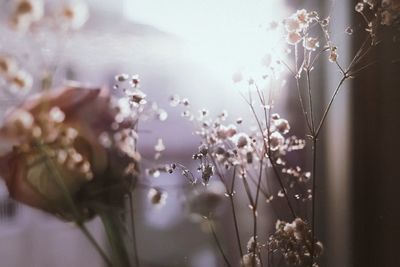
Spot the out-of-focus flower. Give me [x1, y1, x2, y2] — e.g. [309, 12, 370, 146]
[241, 253, 260, 267]
[11, 0, 44, 31]
[0, 85, 137, 220]
[7, 69, 33, 94]
[0, 55, 33, 95]
[269, 218, 323, 266]
[188, 181, 225, 221]
[274, 118, 291, 134]
[328, 47, 338, 62]
[284, 17, 302, 33]
[147, 188, 167, 207]
[232, 71, 243, 83]
[286, 32, 302, 45]
[269, 131, 284, 151]
[380, 0, 400, 26]
[235, 133, 250, 149]
[355, 2, 365, 12]
[303, 37, 320, 51]
[58, 1, 89, 30]
[0, 56, 18, 76]
[283, 9, 312, 34]
[295, 9, 310, 28]
[216, 124, 237, 139]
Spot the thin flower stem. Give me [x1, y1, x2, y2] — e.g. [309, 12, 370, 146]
[39, 146, 114, 266]
[128, 192, 140, 267]
[315, 76, 347, 138]
[258, 252, 265, 267]
[347, 35, 371, 73]
[252, 158, 264, 267]
[208, 219, 232, 267]
[295, 44, 313, 133]
[245, 96, 296, 219]
[229, 168, 244, 259]
[241, 173, 255, 207]
[209, 157, 244, 260]
[306, 69, 315, 135]
[269, 155, 296, 219]
[296, 76, 313, 133]
[78, 223, 114, 267]
[310, 137, 317, 267]
[254, 159, 264, 209]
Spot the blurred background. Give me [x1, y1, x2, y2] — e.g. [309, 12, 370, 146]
[0, 0, 399, 266]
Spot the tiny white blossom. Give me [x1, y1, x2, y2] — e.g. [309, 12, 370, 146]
[303, 37, 320, 51]
[286, 32, 302, 45]
[148, 188, 168, 207]
[59, 1, 89, 30]
[8, 69, 33, 94]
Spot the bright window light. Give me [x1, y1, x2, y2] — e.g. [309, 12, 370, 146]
[124, 0, 289, 82]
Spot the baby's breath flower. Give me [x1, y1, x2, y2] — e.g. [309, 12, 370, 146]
[157, 108, 168, 121]
[232, 71, 243, 83]
[169, 94, 180, 107]
[274, 118, 291, 134]
[236, 133, 249, 149]
[8, 69, 33, 94]
[303, 37, 320, 51]
[148, 188, 168, 207]
[154, 138, 165, 152]
[355, 2, 365, 12]
[269, 218, 323, 266]
[0, 56, 18, 76]
[58, 0, 89, 30]
[115, 73, 130, 82]
[284, 17, 301, 33]
[269, 131, 284, 151]
[241, 253, 260, 267]
[3, 109, 34, 137]
[49, 106, 66, 123]
[295, 9, 310, 27]
[11, 0, 44, 31]
[216, 124, 237, 139]
[286, 32, 302, 45]
[328, 47, 338, 62]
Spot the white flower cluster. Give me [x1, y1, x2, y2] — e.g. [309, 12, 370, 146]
[3, 106, 93, 180]
[241, 236, 261, 267]
[380, 0, 400, 26]
[9, 0, 89, 32]
[111, 73, 166, 162]
[269, 218, 323, 266]
[0, 54, 33, 94]
[147, 187, 168, 207]
[283, 9, 319, 51]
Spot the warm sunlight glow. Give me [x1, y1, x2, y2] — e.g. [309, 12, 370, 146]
[124, 0, 288, 84]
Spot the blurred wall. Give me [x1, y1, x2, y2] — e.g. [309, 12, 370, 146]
[352, 13, 400, 267]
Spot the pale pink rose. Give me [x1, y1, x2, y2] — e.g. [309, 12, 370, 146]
[0, 85, 133, 219]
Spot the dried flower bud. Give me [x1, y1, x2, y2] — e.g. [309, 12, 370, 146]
[147, 188, 167, 207]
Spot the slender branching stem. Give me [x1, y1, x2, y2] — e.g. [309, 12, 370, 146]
[128, 192, 140, 267]
[229, 167, 244, 259]
[306, 69, 315, 135]
[78, 223, 114, 267]
[310, 136, 317, 267]
[208, 219, 232, 267]
[39, 145, 113, 266]
[251, 159, 264, 267]
[208, 157, 243, 260]
[246, 96, 296, 219]
[315, 76, 347, 138]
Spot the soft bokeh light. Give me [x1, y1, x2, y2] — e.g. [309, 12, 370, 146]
[124, 0, 288, 85]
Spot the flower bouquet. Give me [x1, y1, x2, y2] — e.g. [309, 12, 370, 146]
[0, 0, 399, 267]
